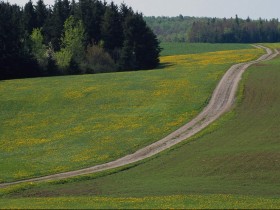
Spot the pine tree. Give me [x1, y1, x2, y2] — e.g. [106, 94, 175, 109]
[35, 0, 47, 28]
[23, 0, 37, 33]
[44, 0, 68, 50]
[119, 39, 136, 70]
[101, 2, 123, 51]
[70, 0, 78, 16]
[0, 2, 39, 79]
[79, 0, 105, 45]
[121, 12, 160, 70]
[61, 0, 71, 21]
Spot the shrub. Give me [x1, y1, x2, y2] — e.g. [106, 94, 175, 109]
[84, 45, 117, 74]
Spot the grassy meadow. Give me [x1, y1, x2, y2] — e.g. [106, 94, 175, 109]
[1, 44, 279, 209]
[0, 44, 262, 183]
[160, 42, 253, 56]
[1, 194, 280, 209]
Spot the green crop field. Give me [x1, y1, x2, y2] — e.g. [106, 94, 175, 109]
[160, 42, 253, 56]
[0, 44, 261, 183]
[1, 44, 279, 209]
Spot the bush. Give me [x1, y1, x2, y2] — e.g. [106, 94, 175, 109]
[84, 45, 117, 74]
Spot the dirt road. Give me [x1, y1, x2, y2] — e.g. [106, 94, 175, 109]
[1, 46, 278, 188]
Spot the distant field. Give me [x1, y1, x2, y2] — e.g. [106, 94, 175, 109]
[160, 42, 253, 56]
[2, 46, 279, 208]
[262, 43, 280, 50]
[0, 46, 262, 183]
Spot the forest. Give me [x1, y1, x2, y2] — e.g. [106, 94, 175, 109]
[146, 16, 280, 43]
[189, 16, 280, 43]
[144, 15, 198, 42]
[2, 1, 280, 80]
[0, 0, 160, 80]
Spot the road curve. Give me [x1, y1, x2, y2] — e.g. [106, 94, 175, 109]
[1, 45, 279, 188]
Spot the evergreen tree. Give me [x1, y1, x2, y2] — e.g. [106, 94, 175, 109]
[101, 2, 123, 51]
[0, 2, 39, 79]
[70, 0, 78, 16]
[35, 0, 47, 28]
[61, 0, 71, 21]
[23, 0, 37, 33]
[121, 12, 160, 70]
[79, 0, 105, 45]
[44, 0, 70, 50]
[119, 39, 136, 70]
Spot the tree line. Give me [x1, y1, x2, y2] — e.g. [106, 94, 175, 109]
[144, 15, 199, 42]
[189, 16, 280, 43]
[146, 15, 280, 44]
[0, 0, 160, 80]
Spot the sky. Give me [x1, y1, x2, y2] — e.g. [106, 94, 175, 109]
[6, 0, 280, 20]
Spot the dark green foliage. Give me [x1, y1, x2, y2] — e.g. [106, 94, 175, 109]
[189, 16, 280, 43]
[144, 16, 200, 42]
[35, 0, 48, 28]
[119, 40, 136, 70]
[101, 2, 123, 51]
[0, 2, 39, 80]
[78, 0, 106, 45]
[121, 12, 160, 70]
[146, 16, 280, 44]
[0, 0, 161, 80]
[23, 0, 37, 33]
[46, 0, 70, 50]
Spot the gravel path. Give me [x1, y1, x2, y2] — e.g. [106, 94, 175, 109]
[1, 45, 278, 188]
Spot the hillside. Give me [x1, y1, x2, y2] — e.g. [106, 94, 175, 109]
[1, 44, 279, 208]
[0, 44, 260, 183]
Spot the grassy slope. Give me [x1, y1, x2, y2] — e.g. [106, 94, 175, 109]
[2, 46, 280, 209]
[0, 45, 260, 182]
[160, 42, 253, 56]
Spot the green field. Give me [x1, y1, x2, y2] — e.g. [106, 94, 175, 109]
[1, 45, 279, 209]
[160, 42, 253, 56]
[0, 44, 261, 182]
[1, 194, 280, 209]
